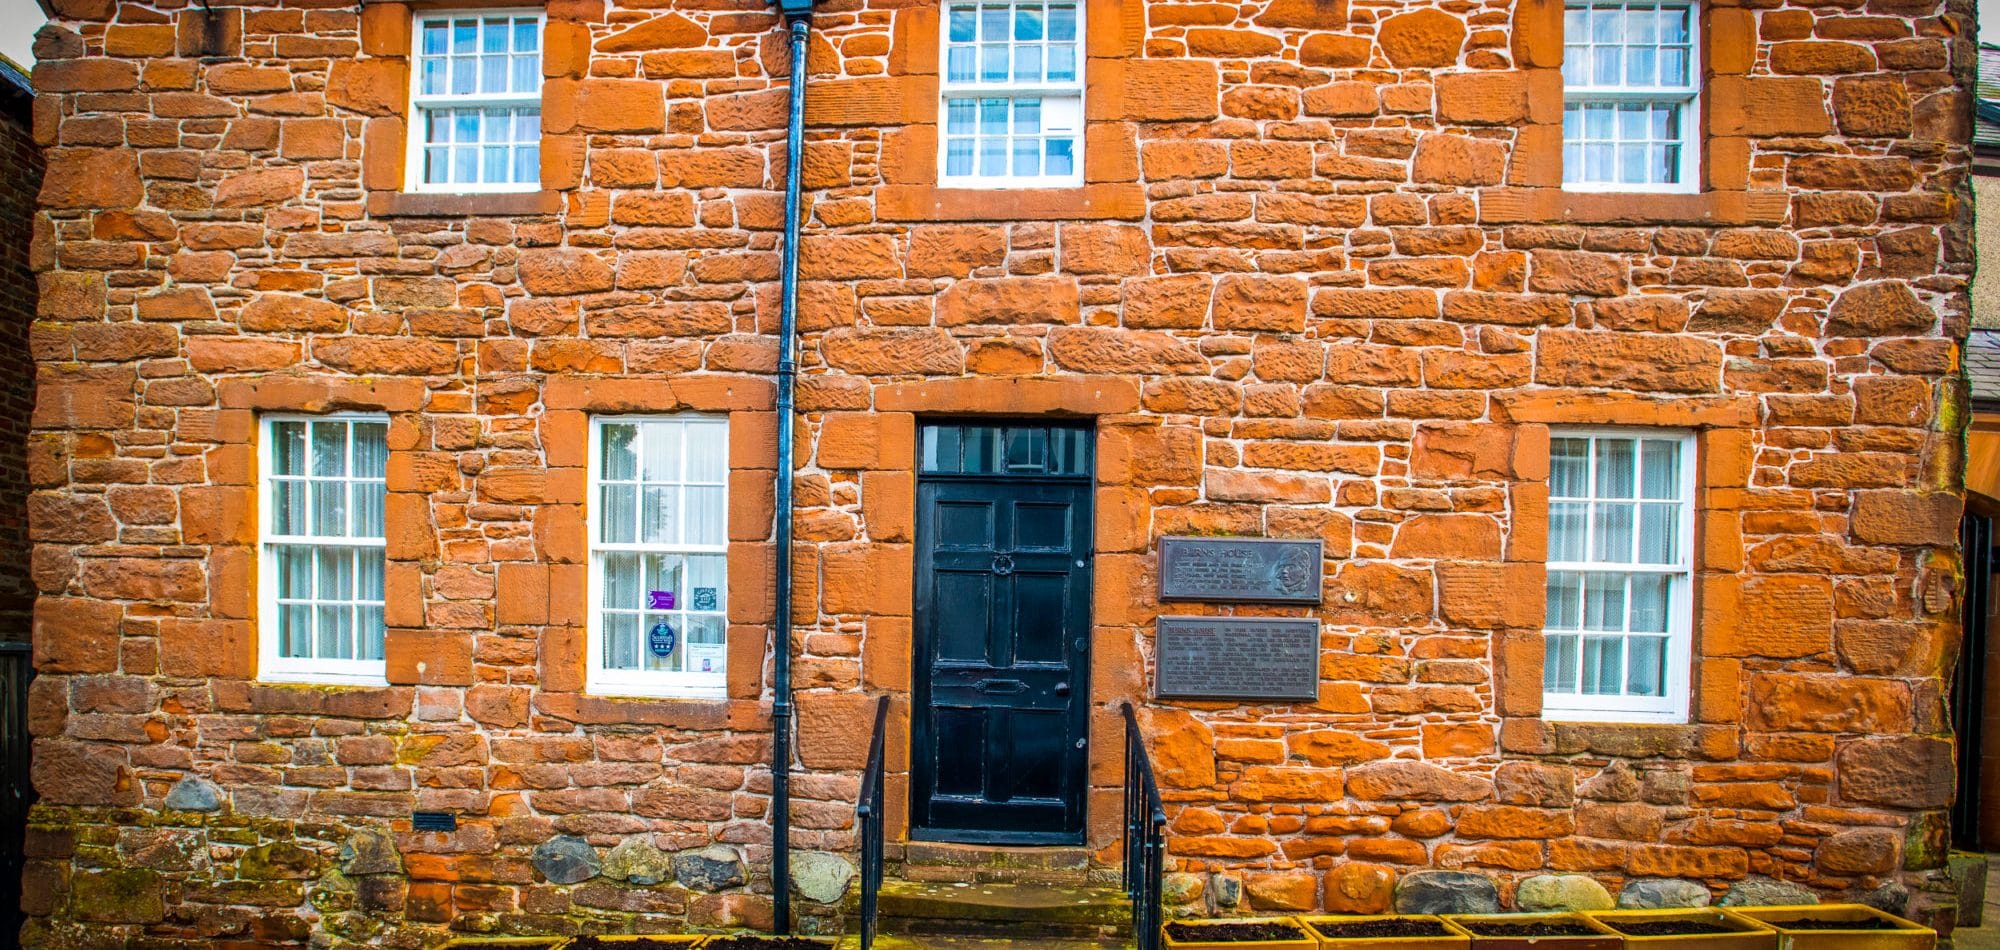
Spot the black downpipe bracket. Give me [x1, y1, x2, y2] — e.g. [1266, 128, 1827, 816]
[771, 1, 812, 935]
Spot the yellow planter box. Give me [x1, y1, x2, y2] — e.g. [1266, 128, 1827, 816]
[566, 937, 710, 948]
[1721, 904, 1935, 950]
[1300, 914, 1472, 950]
[1443, 912, 1622, 950]
[1162, 916, 1319, 950]
[1588, 908, 1778, 950]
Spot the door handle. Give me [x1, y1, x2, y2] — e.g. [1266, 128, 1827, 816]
[1054, 681, 1070, 696]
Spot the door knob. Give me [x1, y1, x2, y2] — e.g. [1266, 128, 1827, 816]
[1054, 681, 1070, 696]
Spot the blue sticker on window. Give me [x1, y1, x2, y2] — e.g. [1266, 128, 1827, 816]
[648, 621, 677, 658]
[691, 587, 717, 611]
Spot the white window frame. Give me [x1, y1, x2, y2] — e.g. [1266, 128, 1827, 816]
[936, 0, 1086, 189]
[586, 415, 731, 699]
[404, 8, 546, 194]
[1560, 0, 1702, 194]
[1540, 427, 1697, 723]
[257, 413, 390, 686]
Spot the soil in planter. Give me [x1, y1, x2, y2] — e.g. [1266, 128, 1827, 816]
[1312, 919, 1456, 938]
[1604, 921, 1740, 937]
[703, 938, 838, 950]
[1761, 919, 1904, 932]
[1166, 920, 1312, 942]
[570, 939, 699, 950]
[1461, 921, 1602, 938]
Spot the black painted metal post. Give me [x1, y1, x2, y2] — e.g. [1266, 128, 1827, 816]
[770, 8, 811, 934]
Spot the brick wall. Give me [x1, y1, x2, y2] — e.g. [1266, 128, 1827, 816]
[22, 0, 1974, 943]
[0, 72, 43, 640]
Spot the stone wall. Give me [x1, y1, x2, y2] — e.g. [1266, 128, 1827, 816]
[22, 0, 1975, 944]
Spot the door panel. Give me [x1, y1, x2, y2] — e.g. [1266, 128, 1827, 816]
[913, 422, 1093, 844]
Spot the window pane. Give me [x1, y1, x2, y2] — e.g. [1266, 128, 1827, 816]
[1637, 502, 1678, 563]
[1549, 501, 1588, 562]
[352, 423, 388, 478]
[602, 423, 638, 480]
[1015, 5, 1043, 40]
[946, 138, 974, 176]
[1547, 571, 1582, 629]
[981, 43, 1008, 81]
[1049, 4, 1076, 39]
[980, 137, 1006, 176]
[685, 424, 727, 482]
[1626, 636, 1665, 696]
[514, 17, 539, 51]
[1048, 44, 1076, 81]
[1046, 138, 1074, 176]
[1639, 439, 1679, 499]
[280, 604, 311, 659]
[605, 613, 639, 669]
[452, 57, 477, 95]
[1544, 634, 1578, 692]
[1592, 501, 1635, 563]
[604, 552, 640, 608]
[1583, 573, 1625, 630]
[1550, 438, 1589, 497]
[423, 21, 449, 55]
[948, 46, 976, 83]
[981, 6, 1008, 40]
[601, 484, 637, 543]
[1014, 45, 1042, 82]
[453, 19, 477, 53]
[641, 486, 680, 544]
[688, 555, 727, 611]
[1581, 635, 1622, 694]
[1630, 574, 1669, 632]
[950, 5, 976, 41]
[311, 481, 345, 537]
[686, 486, 726, 545]
[1594, 438, 1635, 497]
[642, 422, 682, 482]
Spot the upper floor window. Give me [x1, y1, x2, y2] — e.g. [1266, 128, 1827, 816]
[409, 10, 544, 193]
[1561, 1, 1699, 192]
[939, 1, 1084, 188]
[1542, 430, 1694, 722]
[588, 417, 730, 698]
[260, 415, 389, 684]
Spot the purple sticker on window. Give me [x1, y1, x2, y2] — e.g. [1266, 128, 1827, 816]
[648, 590, 675, 610]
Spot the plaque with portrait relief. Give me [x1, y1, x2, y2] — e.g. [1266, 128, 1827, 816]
[1158, 536, 1324, 605]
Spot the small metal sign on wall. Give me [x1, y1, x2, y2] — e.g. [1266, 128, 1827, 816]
[1158, 536, 1324, 605]
[1154, 616, 1321, 701]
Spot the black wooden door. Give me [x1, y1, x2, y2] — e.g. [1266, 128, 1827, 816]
[913, 421, 1093, 844]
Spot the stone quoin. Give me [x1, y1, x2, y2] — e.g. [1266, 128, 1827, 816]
[17, 0, 1976, 943]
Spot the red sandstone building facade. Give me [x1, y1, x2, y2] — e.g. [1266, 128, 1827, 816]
[18, 0, 1978, 942]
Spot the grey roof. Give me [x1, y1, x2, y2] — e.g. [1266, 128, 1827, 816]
[1968, 330, 2000, 406]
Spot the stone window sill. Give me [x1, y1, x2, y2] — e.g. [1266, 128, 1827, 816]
[876, 183, 1146, 222]
[367, 190, 563, 218]
[1477, 188, 1788, 226]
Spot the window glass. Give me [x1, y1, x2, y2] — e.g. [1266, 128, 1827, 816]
[263, 416, 389, 682]
[591, 417, 729, 695]
[939, 1, 1084, 188]
[412, 11, 543, 192]
[1560, 1, 1698, 189]
[1542, 431, 1692, 721]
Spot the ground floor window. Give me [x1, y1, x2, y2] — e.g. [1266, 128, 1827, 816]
[258, 414, 390, 684]
[1542, 428, 1695, 722]
[587, 416, 730, 697]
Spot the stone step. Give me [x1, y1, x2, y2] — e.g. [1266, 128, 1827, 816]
[896, 842, 1097, 885]
[869, 879, 1133, 940]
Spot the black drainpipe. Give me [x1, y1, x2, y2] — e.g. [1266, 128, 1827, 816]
[770, 0, 812, 934]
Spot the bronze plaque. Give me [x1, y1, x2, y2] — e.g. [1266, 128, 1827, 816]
[1158, 536, 1323, 604]
[1154, 616, 1320, 701]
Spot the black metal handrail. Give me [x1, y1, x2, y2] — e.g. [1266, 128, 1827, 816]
[856, 695, 890, 950]
[1122, 701, 1166, 950]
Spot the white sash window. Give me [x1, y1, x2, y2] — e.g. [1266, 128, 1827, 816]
[939, 1, 1085, 188]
